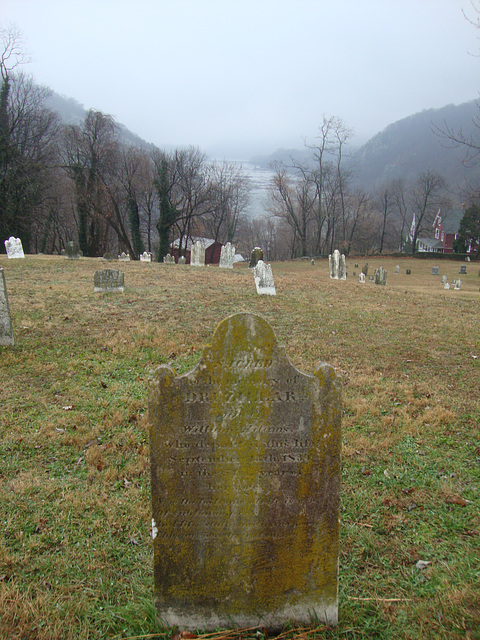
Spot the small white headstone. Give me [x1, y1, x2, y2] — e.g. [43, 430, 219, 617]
[394, 265, 400, 274]
[140, 251, 152, 262]
[444, 282, 450, 289]
[359, 273, 365, 283]
[219, 242, 235, 269]
[454, 279, 461, 290]
[118, 252, 130, 261]
[163, 253, 175, 264]
[441, 275, 447, 284]
[253, 260, 276, 295]
[4, 236, 25, 259]
[178, 256, 186, 265]
[190, 240, 205, 267]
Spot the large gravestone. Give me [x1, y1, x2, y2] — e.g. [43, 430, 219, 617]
[94, 269, 124, 293]
[4, 236, 25, 259]
[62, 241, 82, 259]
[374, 267, 387, 285]
[0, 268, 14, 346]
[190, 241, 205, 267]
[149, 313, 341, 630]
[329, 250, 346, 280]
[219, 242, 235, 269]
[253, 259, 276, 295]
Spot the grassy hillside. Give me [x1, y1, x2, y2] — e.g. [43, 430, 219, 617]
[1, 255, 479, 639]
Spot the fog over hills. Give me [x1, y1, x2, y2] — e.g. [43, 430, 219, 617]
[47, 87, 479, 194]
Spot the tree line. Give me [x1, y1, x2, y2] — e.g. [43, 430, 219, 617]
[1, 27, 478, 260]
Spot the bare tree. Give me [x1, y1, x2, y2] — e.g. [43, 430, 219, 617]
[409, 170, 448, 253]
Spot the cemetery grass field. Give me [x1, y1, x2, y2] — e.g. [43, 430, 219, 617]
[1, 255, 479, 640]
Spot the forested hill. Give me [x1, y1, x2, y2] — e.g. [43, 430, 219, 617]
[46, 91, 155, 150]
[350, 100, 480, 191]
[250, 100, 480, 193]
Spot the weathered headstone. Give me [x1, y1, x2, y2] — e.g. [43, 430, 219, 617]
[394, 265, 400, 274]
[374, 267, 387, 285]
[163, 253, 175, 264]
[118, 252, 130, 261]
[62, 241, 82, 259]
[178, 256, 186, 265]
[102, 252, 116, 261]
[359, 272, 365, 283]
[149, 312, 341, 630]
[355, 263, 359, 268]
[369, 275, 374, 282]
[311, 258, 315, 266]
[253, 259, 276, 295]
[219, 242, 235, 269]
[454, 279, 461, 290]
[406, 269, 411, 275]
[441, 275, 447, 285]
[140, 251, 153, 262]
[362, 262, 368, 276]
[190, 240, 205, 267]
[432, 266, 439, 276]
[329, 250, 346, 280]
[459, 265, 467, 274]
[444, 282, 450, 289]
[94, 269, 124, 293]
[249, 246, 263, 268]
[0, 268, 14, 346]
[4, 236, 25, 259]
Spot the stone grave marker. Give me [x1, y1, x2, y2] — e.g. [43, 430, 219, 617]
[329, 250, 346, 280]
[190, 240, 205, 267]
[149, 312, 341, 630]
[311, 258, 315, 265]
[163, 253, 175, 264]
[102, 252, 116, 261]
[118, 252, 130, 261]
[361, 262, 368, 276]
[394, 265, 400, 274]
[441, 275, 447, 285]
[62, 241, 82, 259]
[219, 242, 235, 269]
[0, 268, 14, 346]
[369, 275, 374, 282]
[249, 246, 263, 268]
[4, 236, 25, 259]
[252, 259, 276, 295]
[444, 282, 450, 289]
[94, 269, 124, 293]
[140, 251, 153, 262]
[406, 269, 411, 275]
[178, 256, 186, 265]
[432, 266, 439, 276]
[459, 265, 467, 274]
[374, 267, 387, 285]
[359, 273, 365, 283]
[454, 279, 461, 290]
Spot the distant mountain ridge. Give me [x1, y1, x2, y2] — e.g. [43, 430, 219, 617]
[249, 100, 480, 193]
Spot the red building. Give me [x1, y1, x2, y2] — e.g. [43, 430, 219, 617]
[432, 206, 478, 254]
[170, 237, 223, 264]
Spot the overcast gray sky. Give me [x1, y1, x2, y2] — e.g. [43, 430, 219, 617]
[2, 0, 479, 158]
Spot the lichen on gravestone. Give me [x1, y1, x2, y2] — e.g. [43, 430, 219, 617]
[148, 312, 341, 631]
[0, 268, 14, 345]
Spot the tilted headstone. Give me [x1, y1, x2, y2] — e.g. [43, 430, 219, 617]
[62, 240, 82, 259]
[178, 256, 186, 265]
[140, 251, 153, 262]
[219, 242, 235, 269]
[359, 272, 365, 283]
[4, 236, 25, 259]
[149, 312, 341, 630]
[252, 259, 276, 295]
[394, 265, 400, 274]
[432, 266, 439, 276]
[329, 250, 346, 280]
[441, 275, 447, 284]
[454, 279, 461, 290]
[459, 265, 467, 274]
[190, 240, 205, 267]
[94, 269, 124, 293]
[362, 262, 368, 276]
[118, 252, 130, 261]
[374, 267, 387, 285]
[249, 246, 263, 268]
[0, 268, 14, 346]
[163, 253, 175, 264]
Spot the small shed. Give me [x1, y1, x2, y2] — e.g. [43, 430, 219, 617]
[171, 237, 223, 264]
